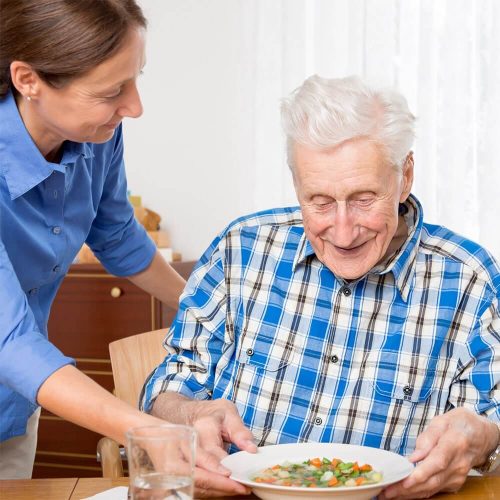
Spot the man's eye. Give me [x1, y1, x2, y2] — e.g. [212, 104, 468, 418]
[355, 198, 373, 206]
[315, 202, 333, 210]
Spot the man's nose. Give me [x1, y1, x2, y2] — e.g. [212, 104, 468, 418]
[331, 203, 357, 247]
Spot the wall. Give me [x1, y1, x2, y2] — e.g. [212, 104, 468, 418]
[125, 1, 500, 261]
[124, 0, 271, 261]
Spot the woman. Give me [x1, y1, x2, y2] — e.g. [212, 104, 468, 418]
[0, 1, 251, 495]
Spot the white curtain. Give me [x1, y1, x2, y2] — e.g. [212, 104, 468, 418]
[241, 0, 500, 259]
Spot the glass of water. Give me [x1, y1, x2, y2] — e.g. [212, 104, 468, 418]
[126, 424, 196, 500]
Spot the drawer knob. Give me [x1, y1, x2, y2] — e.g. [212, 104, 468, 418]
[110, 287, 123, 298]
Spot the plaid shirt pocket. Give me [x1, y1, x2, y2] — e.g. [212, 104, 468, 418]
[366, 349, 458, 453]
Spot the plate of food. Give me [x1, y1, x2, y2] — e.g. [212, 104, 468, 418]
[221, 442, 414, 500]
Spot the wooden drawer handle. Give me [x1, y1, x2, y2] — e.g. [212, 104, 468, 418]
[110, 287, 123, 298]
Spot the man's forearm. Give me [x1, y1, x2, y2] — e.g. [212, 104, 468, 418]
[151, 391, 198, 424]
[128, 251, 185, 309]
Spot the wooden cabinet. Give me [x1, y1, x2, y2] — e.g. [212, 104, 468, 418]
[32, 261, 195, 479]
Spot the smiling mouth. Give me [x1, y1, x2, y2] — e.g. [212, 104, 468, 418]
[334, 241, 367, 255]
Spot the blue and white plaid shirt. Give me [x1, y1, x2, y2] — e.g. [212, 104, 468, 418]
[142, 194, 500, 455]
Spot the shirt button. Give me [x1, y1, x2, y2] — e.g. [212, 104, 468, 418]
[246, 348, 254, 356]
[314, 417, 323, 425]
[28, 288, 38, 295]
[403, 385, 413, 396]
[330, 354, 339, 363]
[53, 190, 58, 199]
[341, 286, 351, 297]
[52, 226, 61, 235]
[52, 265, 61, 273]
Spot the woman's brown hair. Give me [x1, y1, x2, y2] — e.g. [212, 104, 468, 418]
[0, 0, 147, 98]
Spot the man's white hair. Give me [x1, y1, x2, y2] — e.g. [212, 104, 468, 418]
[281, 75, 416, 169]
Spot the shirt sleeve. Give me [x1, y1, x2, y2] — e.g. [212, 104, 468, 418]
[0, 238, 74, 403]
[140, 233, 231, 412]
[449, 294, 500, 423]
[86, 126, 156, 277]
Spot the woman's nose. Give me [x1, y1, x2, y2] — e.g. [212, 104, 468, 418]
[120, 83, 143, 119]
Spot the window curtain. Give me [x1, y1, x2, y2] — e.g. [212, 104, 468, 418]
[243, 0, 500, 259]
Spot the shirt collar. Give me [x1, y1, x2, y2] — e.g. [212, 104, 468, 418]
[293, 236, 315, 270]
[0, 90, 93, 200]
[372, 194, 423, 302]
[293, 194, 423, 302]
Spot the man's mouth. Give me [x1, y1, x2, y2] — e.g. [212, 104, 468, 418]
[333, 241, 367, 256]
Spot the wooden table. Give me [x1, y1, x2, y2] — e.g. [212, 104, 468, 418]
[0, 476, 499, 499]
[0, 478, 78, 499]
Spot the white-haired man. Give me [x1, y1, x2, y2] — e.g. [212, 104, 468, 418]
[142, 76, 500, 499]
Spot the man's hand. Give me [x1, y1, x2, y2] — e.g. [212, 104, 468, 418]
[152, 393, 257, 497]
[188, 398, 257, 459]
[381, 408, 499, 499]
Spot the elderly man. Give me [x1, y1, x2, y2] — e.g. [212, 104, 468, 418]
[141, 75, 500, 499]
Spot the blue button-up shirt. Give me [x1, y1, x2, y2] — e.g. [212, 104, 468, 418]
[0, 90, 156, 441]
[142, 195, 500, 456]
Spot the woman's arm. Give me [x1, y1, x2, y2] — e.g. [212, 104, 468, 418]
[37, 364, 163, 444]
[127, 250, 185, 309]
[37, 364, 251, 497]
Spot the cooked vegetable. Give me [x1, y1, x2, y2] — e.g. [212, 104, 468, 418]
[252, 457, 382, 488]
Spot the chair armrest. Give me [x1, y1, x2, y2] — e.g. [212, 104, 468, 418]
[97, 437, 125, 478]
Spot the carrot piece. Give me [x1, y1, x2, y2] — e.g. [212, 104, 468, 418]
[360, 464, 372, 472]
[310, 457, 322, 467]
[328, 477, 339, 486]
[355, 477, 366, 486]
[331, 459, 340, 468]
[352, 462, 360, 472]
[308, 483, 317, 487]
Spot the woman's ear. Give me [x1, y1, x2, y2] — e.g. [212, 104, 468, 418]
[10, 61, 40, 100]
[400, 151, 414, 203]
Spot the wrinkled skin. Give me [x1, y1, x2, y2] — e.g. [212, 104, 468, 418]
[152, 394, 255, 497]
[381, 408, 499, 499]
[292, 138, 413, 280]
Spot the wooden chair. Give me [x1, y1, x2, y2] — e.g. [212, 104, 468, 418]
[97, 328, 168, 477]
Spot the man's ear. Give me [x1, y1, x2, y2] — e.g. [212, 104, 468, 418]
[10, 61, 41, 99]
[400, 151, 414, 203]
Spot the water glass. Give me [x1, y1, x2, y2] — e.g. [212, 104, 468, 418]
[126, 424, 196, 500]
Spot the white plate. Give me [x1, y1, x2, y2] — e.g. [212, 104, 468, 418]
[221, 442, 414, 500]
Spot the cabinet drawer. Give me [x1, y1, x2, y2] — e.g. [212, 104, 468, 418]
[35, 409, 104, 478]
[48, 275, 156, 358]
[33, 262, 195, 478]
[38, 410, 103, 456]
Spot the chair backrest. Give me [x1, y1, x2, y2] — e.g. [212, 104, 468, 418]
[109, 328, 168, 407]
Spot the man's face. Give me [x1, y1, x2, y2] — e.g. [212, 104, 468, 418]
[293, 138, 413, 280]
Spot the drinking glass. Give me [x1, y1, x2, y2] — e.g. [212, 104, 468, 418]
[126, 424, 196, 500]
